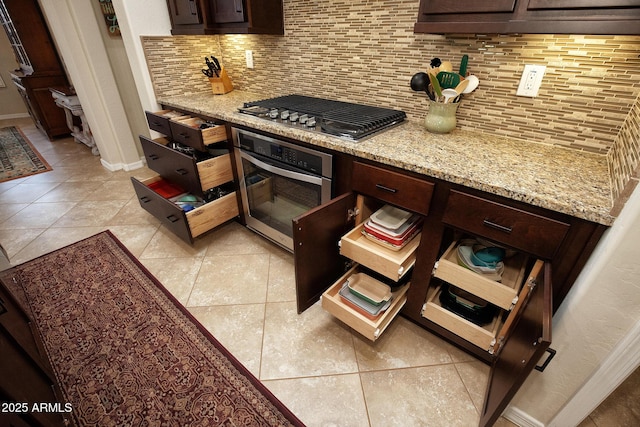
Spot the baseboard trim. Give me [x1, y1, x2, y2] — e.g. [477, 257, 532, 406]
[0, 113, 31, 120]
[504, 406, 545, 427]
[100, 158, 145, 172]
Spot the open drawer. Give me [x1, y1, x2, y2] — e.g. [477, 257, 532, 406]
[322, 265, 410, 341]
[169, 116, 228, 151]
[422, 259, 545, 355]
[339, 222, 420, 282]
[140, 136, 233, 196]
[145, 109, 190, 136]
[131, 175, 239, 243]
[433, 240, 528, 310]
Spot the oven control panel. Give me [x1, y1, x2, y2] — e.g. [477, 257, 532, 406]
[234, 128, 330, 177]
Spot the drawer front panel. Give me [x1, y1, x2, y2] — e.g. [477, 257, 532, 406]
[170, 120, 205, 151]
[442, 190, 570, 258]
[351, 162, 434, 216]
[145, 110, 187, 136]
[140, 136, 202, 195]
[131, 177, 192, 243]
[146, 111, 172, 135]
[169, 118, 227, 151]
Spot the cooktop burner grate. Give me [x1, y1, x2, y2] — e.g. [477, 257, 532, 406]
[240, 94, 406, 140]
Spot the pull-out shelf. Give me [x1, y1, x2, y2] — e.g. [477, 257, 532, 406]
[322, 265, 409, 341]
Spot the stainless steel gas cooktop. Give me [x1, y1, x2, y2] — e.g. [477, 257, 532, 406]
[238, 94, 406, 141]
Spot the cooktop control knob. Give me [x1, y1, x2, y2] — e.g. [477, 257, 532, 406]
[306, 117, 317, 127]
[299, 114, 308, 125]
[289, 112, 299, 123]
[269, 108, 279, 119]
[280, 110, 290, 121]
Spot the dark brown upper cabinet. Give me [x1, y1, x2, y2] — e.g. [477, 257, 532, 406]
[414, 0, 640, 34]
[167, 0, 284, 35]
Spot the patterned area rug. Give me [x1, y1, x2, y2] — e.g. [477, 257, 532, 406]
[1, 231, 304, 427]
[0, 126, 52, 182]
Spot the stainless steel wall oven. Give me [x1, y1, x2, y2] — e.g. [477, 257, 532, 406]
[232, 128, 332, 251]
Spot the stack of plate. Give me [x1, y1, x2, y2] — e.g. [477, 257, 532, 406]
[362, 205, 422, 251]
[339, 273, 393, 319]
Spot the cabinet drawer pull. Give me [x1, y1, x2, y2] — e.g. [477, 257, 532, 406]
[140, 196, 151, 203]
[535, 347, 557, 372]
[166, 215, 180, 223]
[151, 121, 162, 127]
[175, 168, 188, 175]
[148, 154, 159, 161]
[178, 133, 190, 139]
[483, 219, 512, 234]
[375, 184, 397, 193]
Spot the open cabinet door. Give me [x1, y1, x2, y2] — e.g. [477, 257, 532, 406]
[480, 260, 552, 427]
[293, 192, 357, 313]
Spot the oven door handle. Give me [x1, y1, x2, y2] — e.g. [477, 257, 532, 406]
[238, 150, 324, 186]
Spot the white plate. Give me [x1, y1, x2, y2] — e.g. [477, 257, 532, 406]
[369, 205, 413, 231]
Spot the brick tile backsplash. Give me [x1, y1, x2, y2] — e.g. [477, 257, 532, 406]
[141, 0, 640, 204]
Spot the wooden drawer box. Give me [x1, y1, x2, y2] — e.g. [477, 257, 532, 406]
[351, 162, 435, 216]
[422, 259, 546, 354]
[340, 222, 420, 282]
[131, 176, 239, 243]
[322, 265, 410, 341]
[169, 117, 228, 151]
[145, 110, 189, 136]
[433, 240, 528, 310]
[442, 190, 570, 259]
[422, 282, 504, 352]
[140, 136, 233, 196]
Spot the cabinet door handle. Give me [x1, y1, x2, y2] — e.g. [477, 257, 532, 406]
[175, 168, 188, 175]
[535, 348, 557, 372]
[483, 219, 512, 234]
[375, 184, 397, 194]
[140, 196, 151, 203]
[148, 154, 159, 161]
[166, 215, 180, 223]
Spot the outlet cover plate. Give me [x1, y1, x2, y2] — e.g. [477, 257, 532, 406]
[517, 64, 546, 97]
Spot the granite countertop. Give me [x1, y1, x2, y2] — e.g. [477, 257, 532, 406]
[157, 90, 614, 226]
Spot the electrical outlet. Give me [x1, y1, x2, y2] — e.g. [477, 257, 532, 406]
[245, 50, 254, 69]
[516, 64, 546, 97]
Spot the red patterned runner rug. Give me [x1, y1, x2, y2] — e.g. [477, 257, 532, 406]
[0, 126, 52, 183]
[1, 231, 305, 427]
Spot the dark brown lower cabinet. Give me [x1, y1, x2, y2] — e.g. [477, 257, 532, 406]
[0, 278, 67, 427]
[294, 159, 601, 426]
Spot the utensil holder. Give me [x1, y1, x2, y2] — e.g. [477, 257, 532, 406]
[208, 67, 233, 95]
[424, 100, 459, 134]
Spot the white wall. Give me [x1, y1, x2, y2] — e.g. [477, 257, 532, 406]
[38, 0, 150, 170]
[509, 183, 640, 425]
[112, 0, 171, 113]
[0, 29, 28, 119]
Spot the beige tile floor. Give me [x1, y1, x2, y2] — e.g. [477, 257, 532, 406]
[0, 118, 524, 426]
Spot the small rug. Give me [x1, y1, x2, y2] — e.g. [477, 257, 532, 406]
[0, 126, 52, 182]
[1, 231, 305, 427]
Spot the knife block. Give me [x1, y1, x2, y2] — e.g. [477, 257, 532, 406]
[208, 67, 233, 95]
